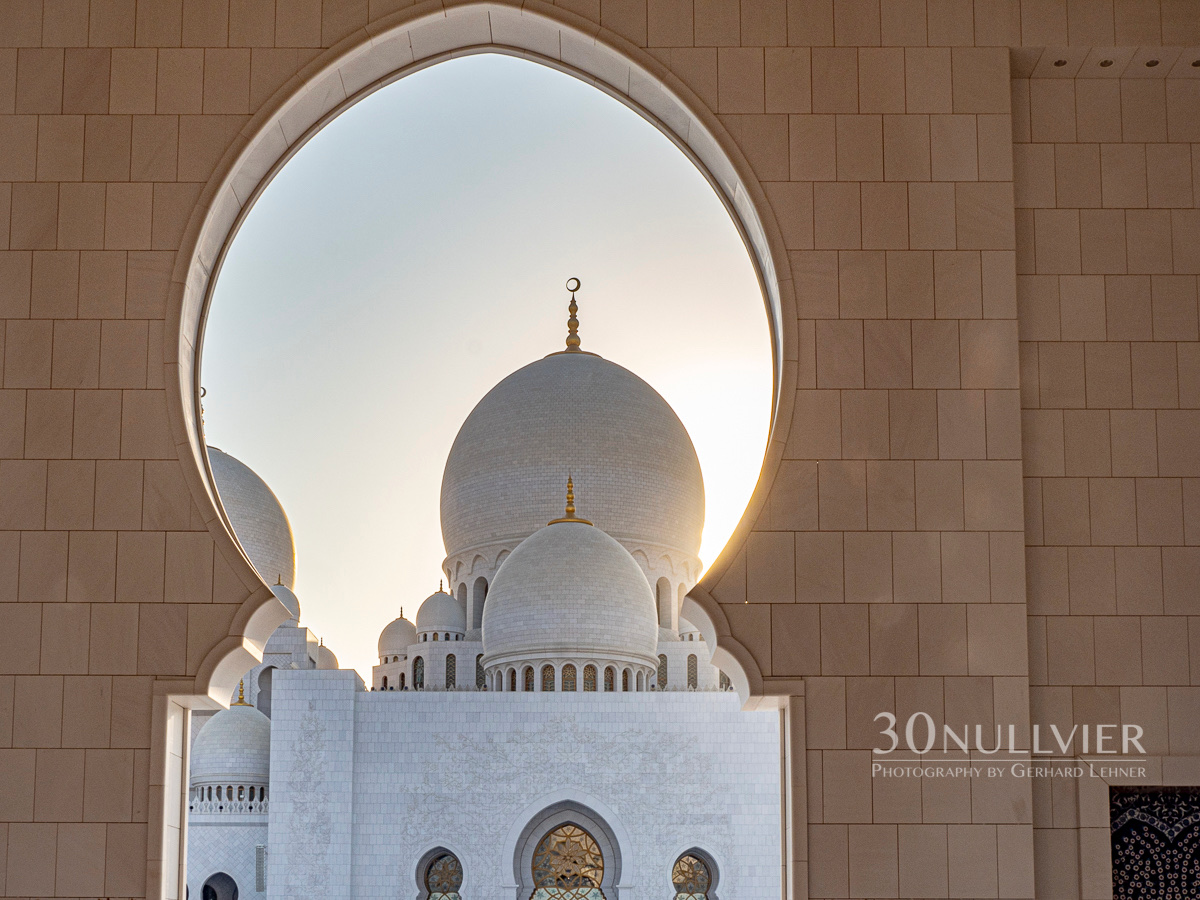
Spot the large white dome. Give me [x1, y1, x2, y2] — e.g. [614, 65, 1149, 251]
[481, 520, 658, 669]
[440, 351, 704, 559]
[208, 446, 297, 589]
[378, 613, 416, 658]
[416, 590, 466, 635]
[190, 704, 271, 785]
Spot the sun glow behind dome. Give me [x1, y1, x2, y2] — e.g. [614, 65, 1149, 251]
[200, 53, 772, 678]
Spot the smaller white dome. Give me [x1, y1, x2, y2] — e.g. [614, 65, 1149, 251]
[678, 617, 701, 639]
[316, 643, 339, 670]
[271, 582, 300, 621]
[416, 590, 466, 635]
[190, 704, 271, 785]
[378, 613, 416, 658]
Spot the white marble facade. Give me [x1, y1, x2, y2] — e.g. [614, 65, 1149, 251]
[267, 670, 780, 900]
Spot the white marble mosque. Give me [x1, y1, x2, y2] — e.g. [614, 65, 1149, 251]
[186, 294, 782, 900]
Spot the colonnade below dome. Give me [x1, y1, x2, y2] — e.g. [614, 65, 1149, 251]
[487, 659, 657, 693]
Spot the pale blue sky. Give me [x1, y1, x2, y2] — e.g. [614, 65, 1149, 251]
[202, 53, 771, 678]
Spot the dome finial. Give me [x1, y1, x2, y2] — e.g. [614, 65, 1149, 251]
[232, 679, 250, 706]
[548, 475, 593, 525]
[439, 579, 443, 593]
[565, 277, 581, 352]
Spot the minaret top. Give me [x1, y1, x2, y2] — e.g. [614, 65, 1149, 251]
[564, 277, 581, 352]
[548, 475, 593, 526]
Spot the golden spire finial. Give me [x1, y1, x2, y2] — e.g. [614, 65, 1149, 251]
[548, 475, 593, 525]
[439, 579, 443, 593]
[232, 679, 249, 706]
[565, 277, 581, 352]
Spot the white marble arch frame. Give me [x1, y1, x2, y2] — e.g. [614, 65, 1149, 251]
[413, 843, 472, 900]
[663, 842, 725, 900]
[503, 793, 631, 899]
[163, 0, 798, 710]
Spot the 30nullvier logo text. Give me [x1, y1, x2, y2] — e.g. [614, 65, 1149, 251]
[873, 712, 1147, 755]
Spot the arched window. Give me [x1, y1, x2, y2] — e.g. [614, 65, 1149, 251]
[583, 664, 597, 692]
[542, 664, 555, 692]
[413, 656, 424, 689]
[399, 673, 406, 689]
[656, 576, 672, 629]
[446, 654, 456, 689]
[381, 676, 388, 689]
[433, 632, 439, 641]
[510, 669, 518, 692]
[524, 667, 534, 692]
[621, 669, 630, 692]
[531, 823, 606, 899]
[424, 851, 463, 900]
[201, 872, 239, 900]
[687, 654, 698, 689]
[636, 672, 644, 691]
[476, 654, 485, 689]
[562, 664, 577, 691]
[657, 655, 667, 690]
[672, 853, 713, 899]
[604, 667, 614, 692]
[719, 671, 731, 691]
[473, 576, 488, 629]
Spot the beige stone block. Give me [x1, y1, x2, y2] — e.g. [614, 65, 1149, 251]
[938, 389, 986, 459]
[1172, 210, 1200, 274]
[136, 603, 186, 675]
[0, 459, 47, 529]
[34, 116, 83, 183]
[0, 251, 32, 319]
[846, 824, 897, 897]
[0, 390, 25, 459]
[747, 530, 795, 604]
[947, 824, 998, 897]
[1094, 616, 1142, 686]
[1127, 208, 1173, 275]
[968, 604, 1028, 676]
[1115, 546, 1164, 615]
[855, 47, 902, 114]
[1059, 275, 1106, 341]
[923, 763, 972, 822]
[823, 749, 872, 822]
[29, 250, 78, 319]
[18, 531, 67, 606]
[0, 748, 34, 820]
[1099, 142, 1147, 209]
[788, 389, 841, 458]
[834, 115, 881, 182]
[1063, 407, 1110, 476]
[61, 675, 111, 748]
[867, 459, 914, 530]
[126, 249, 172, 318]
[808, 823, 848, 897]
[716, 47, 762, 114]
[64, 532, 114, 607]
[813, 181, 860, 249]
[893, 531, 941, 603]
[71, 389, 121, 460]
[1079, 208, 1127, 275]
[1038, 340, 1085, 408]
[106, 820, 148, 896]
[845, 675, 893, 750]
[1164, 546, 1200, 614]
[1151, 275, 1199, 341]
[1017, 142, 1056, 210]
[1136, 478, 1184, 546]
[960, 320, 1018, 389]
[1131, 343, 1178, 410]
[793, 251, 839, 319]
[45, 460, 93, 531]
[690, 0, 737, 45]
[1106, 275, 1153, 340]
[1046, 616, 1095, 684]
[878, 0, 924, 45]
[815, 319, 863, 388]
[89, 603, 138, 676]
[869, 604, 918, 675]
[821, 605, 868, 676]
[1121, 79, 1167, 143]
[53, 821, 105, 895]
[771, 604, 820, 675]
[1075, 79, 1121, 144]
[935, 250, 982, 318]
[919, 603, 968, 674]
[1067, 546, 1117, 615]
[984, 389, 1021, 462]
[103, 182, 152, 251]
[57, 182, 106, 250]
[48, 320, 100, 391]
[115, 530, 163, 604]
[1030, 78, 1076, 142]
[796, 532, 844, 602]
[942, 530, 989, 603]
[841, 389, 888, 459]
[931, 114, 978, 182]
[844, 531, 891, 603]
[810, 46, 856, 114]
[864, 319, 911, 388]
[912, 319, 960, 389]
[83, 748, 133, 822]
[6, 821, 56, 896]
[1042, 477, 1091, 545]
[819, 460, 866, 530]
[647, 0, 693, 46]
[1088, 477, 1135, 546]
[1033, 208, 1081, 274]
[1117, 686, 1166, 755]
[0, 605, 41, 675]
[909, 181, 957, 250]
[1146, 143, 1194, 209]
[1159, 410, 1200, 476]
[977, 116, 1013, 184]
[13, 675, 63, 748]
[129, 113, 177, 181]
[765, 459, 818, 530]
[1167, 687, 1200, 753]
[861, 181, 910, 249]
[915, 459, 964, 530]
[1142, 617, 1190, 686]
[763, 47, 810, 115]
[1054, 143, 1101, 209]
[1085, 343, 1132, 410]
[24, 390, 73, 460]
[741, 0, 787, 46]
[885, 250, 934, 318]
[806, 676, 846, 750]
[905, 47, 952, 114]
[98, 319, 148, 390]
[899, 824, 948, 897]
[1015, 206, 1035, 275]
[837, 250, 884, 318]
[1027, 546, 1068, 615]
[82, 114, 132, 182]
[0, 115, 38, 182]
[108, 48, 157, 114]
[15, 48, 62, 114]
[11, 182, 59, 250]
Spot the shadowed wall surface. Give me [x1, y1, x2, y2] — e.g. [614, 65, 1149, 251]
[1, 1, 1199, 898]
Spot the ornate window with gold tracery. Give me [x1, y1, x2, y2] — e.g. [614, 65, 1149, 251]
[425, 851, 463, 900]
[562, 664, 577, 691]
[583, 665, 597, 692]
[603, 667, 614, 692]
[672, 853, 712, 899]
[529, 823, 606, 899]
[542, 664, 556, 692]
[524, 667, 535, 692]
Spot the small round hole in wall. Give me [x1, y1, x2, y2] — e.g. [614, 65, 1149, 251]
[1146, 59, 1160, 67]
[1192, 59, 1200, 67]
[1099, 59, 1114, 68]
[1054, 59, 1068, 67]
